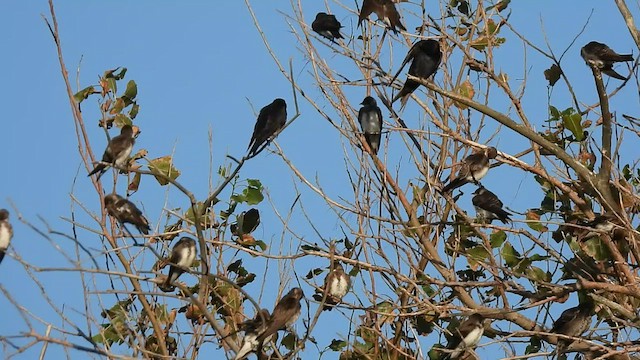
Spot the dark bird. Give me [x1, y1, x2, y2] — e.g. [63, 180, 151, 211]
[581, 41, 633, 80]
[0, 209, 13, 265]
[312, 12, 343, 42]
[159, 237, 197, 292]
[88, 125, 136, 180]
[441, 147, 498, 193]
[444, 314, 485, 360]
[358, 96, 383, 154]
[104, 193, 151, 235]
[358, 0, 406, 34]
[257, 287, 304, 343]
[247, 98, 287, 156]
[551, 301, 594, 355]
[321, 263, 351, 310]
[390, 39, 442, 107]
[472, 186, 511, 224]
[234, 309, 271, 360]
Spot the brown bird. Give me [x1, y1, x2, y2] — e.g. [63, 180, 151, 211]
[257, 287, 304, 343]
[581, 41, 633, 80]
[0, 209, 13, 265]
[441, 147, 498, 193]
[104, 193, 151, 235]
[472, 186, 511, 224]
[551, 301, 594, 355]
[444, 314, 485, 360]
[321, 263, 351, 310]
[358, 0, 406, 34]
[390, 39, 442, 107]
[234, 309, 271, 360]
[247, 98, 287, 156]
[159, 237, 197, 292]
[88, 125, 136, 180]
[311, 12, 343, 42]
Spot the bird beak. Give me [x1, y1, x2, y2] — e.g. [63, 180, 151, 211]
[132, 125, 142, 138]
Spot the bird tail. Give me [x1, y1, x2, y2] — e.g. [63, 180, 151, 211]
[603, 69, 627, 80]
[234, 337, 258, 360]
[87, 164, 107, 179]
[441, 177, 467, 193]
[159, 270, 178, 292]
[497, 211, 512, 224]
[137, 224, 150, 235]
[610, 53, 633, 62]
[0, 250, 5, 264]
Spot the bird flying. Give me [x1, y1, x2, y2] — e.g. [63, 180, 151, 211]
[390, 39, 442, 107]
[88, 125, 136, 180]
[358, 96, 383, 155]
[441, 147, 498, 193]
[581, 41, 633, 80]
[159, 237, 197, 292]
[247, 98, 287, 156]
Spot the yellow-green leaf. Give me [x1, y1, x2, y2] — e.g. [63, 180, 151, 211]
[148, 155, 181, 186]
[454, 80, 475, 109]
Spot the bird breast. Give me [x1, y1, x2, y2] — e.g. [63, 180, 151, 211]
[114, 144, 133, 167]
[361, 112, 381, 133]
[470, 165, 489, 181]
[462, 326, 484, 347]
[0, 224, 10, 248]
[176, 246, 196, 268]
[329, 277, 349, 298]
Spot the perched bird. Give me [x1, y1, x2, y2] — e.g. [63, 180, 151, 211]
[551, 301, 594, 355]
[311, 12, 343, 42]
[472, 186, 511, 224]
[104, 193, 151, 235]
[0, 209, 13, 265]
[358, 0, 406, 34]
[159, 237, 197, 292]
[390, 39, 442, 107]
[321, 263, 351, 310]
[441, 147, 498, 193]
[581, 41, 633, 80]
[247, 98, 287, 156]
[444, 314, 485, 360]
[234, 309, 271, 360]
[257, 287, 304, 343]
[88, 125, 136, 180]
[358, 96, 383, 154]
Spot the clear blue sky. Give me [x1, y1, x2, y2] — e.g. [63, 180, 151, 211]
[1, 1, 638, 359]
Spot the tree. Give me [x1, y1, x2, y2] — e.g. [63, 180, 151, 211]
[3, 0, 640, 359]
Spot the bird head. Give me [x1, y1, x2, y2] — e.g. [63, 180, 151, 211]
[360, 96, 377, 106]
[0, 209, 9, 221]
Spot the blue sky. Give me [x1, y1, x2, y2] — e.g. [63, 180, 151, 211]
[1, 1, 638, 359]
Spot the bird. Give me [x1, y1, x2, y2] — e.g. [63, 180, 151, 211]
[0, 209, 13, 265]
[390, 39, 442, 107]
[311, 12, 343, 42]
[247, 98, 287, 156]
[551, 301, 594, 355]
[441, 147, 498, 193]
[103, 193, 151, 235]
[358, 0, 406, 34]
[88, 124, 136, 180]
[234, 309, 271, 360]
[321, 263, 351, 310]
[257, 287, 304, 343]
[581, 41, 633, 80]
[159, 237, 197, 293]
[358, 96, 383, 155]
[472, 186, 512, 224]
[444, 314, 485, 360]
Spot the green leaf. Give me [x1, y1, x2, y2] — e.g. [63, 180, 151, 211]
[526, 266, 550, 283]
[562, 110, 584, 141]
[501, 242, 521, 267]
[549, 106, 560, 120]
[148, 155, 181, 185]
[467, 246, 490, 265]
[490, 230, 507, 248]
[281, 333, 297, 350]
[73, 86, 94, 103]
[329, 339, 347, 351]
[114, 114, 132, 127]
[107, 78, 117, 94]
[129, 103, 139, 119]
[525, 210, 548, 232]
[111, 98, 125, 114]
[544, 64, 562, 86]
[242, 180, 264, 205]
[123, 80, 137, 102]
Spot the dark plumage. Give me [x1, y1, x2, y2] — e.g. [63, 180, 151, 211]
[312, 12, 343, 42]
[0, 209, 13, 265]
[88, 125, 136, 179]
[247, 98, 287, 156]
[551, 301, 594, 355]
[441, 147, 498, 193]
[472, 187, 511, 224]
[391, 39, 442, 107]
[104, 193, 151, 235]
[322, 263, 351, 310]
[235, 309, 271, 360]
[358, 96, 383, 154]
[581, 41, 633, 80]
[258, 287, 304, 343]
[358, 0, 406, 34]
[444, 314, 485, 360]
[159, 237, 197, 293]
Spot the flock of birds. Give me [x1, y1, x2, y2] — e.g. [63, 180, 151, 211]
[0, 1, 634, 359]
